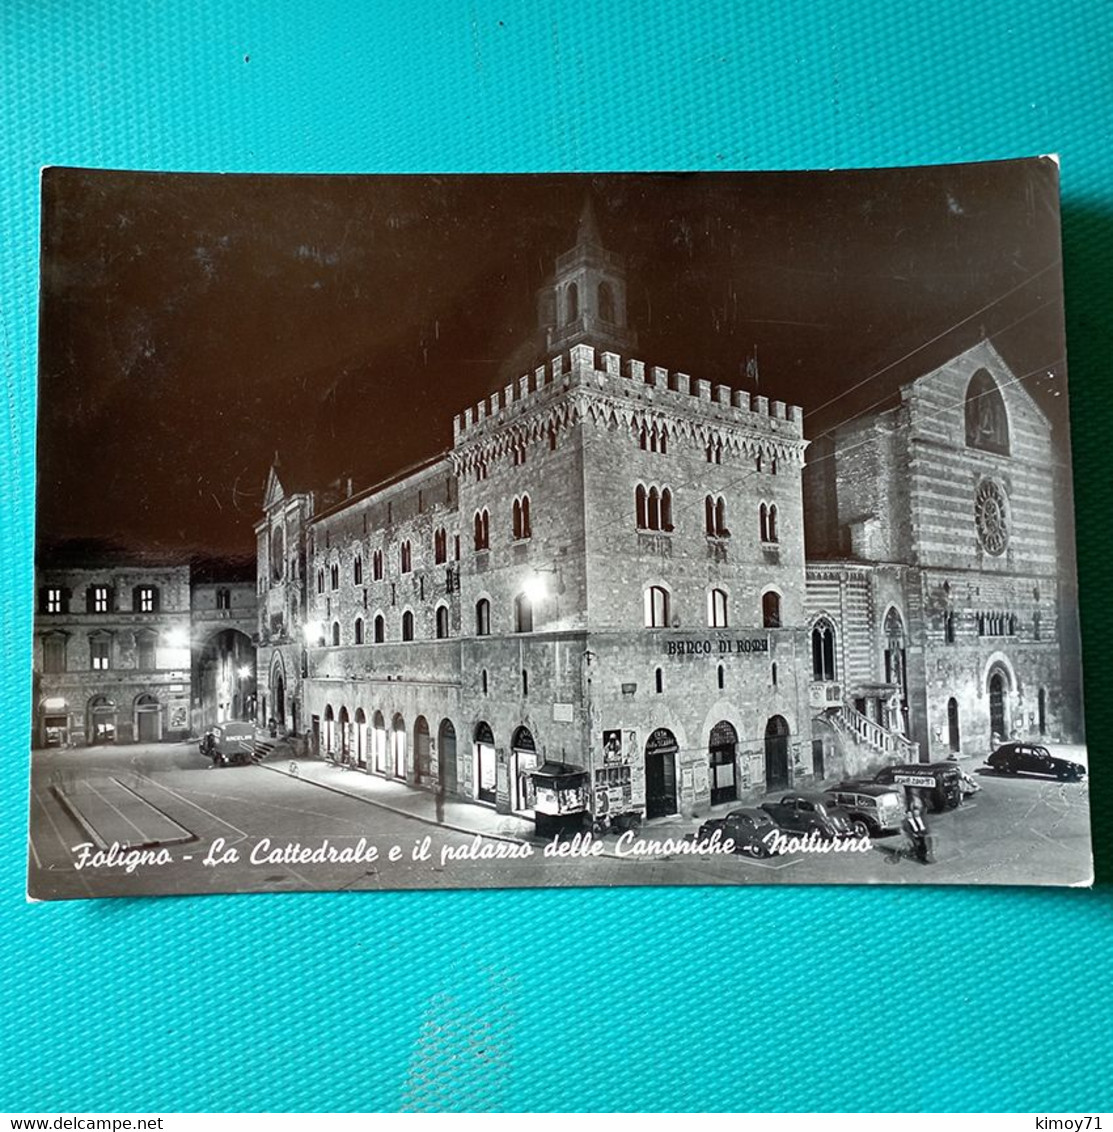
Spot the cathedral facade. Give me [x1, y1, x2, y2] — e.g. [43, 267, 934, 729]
[252, 205, 1081, 821]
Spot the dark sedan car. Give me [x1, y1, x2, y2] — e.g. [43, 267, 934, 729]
[986, 742, 1086, 782]
[759, 793, 856, 840]
[697, 808, 781, 857]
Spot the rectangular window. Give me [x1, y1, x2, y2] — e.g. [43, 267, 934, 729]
[91, 586, 110, 613]
[90, 637, 110, 670]
[42, 636, 65, 673]
[137, 587, 156, 612]
[137, 635, 156, 670]
[43, 588, 64, 614]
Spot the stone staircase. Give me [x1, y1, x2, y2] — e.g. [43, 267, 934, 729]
[828, 702, 920, 765]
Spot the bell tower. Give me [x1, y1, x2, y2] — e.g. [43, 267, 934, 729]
[538, 196, 636, 354]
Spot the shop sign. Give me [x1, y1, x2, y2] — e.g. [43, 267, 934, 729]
[664, 636, 769, 657]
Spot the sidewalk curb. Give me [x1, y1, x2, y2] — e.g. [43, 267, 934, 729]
[256, 759, 533, 847]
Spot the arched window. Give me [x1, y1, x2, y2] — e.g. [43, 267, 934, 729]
[659, 428, 668, 455]
[1033, 611, 1041, 640]
[476, 598, 491, 636]
[811, 618, 836, 681]
[316, 568, 325, 594]
[717, 663, 725, 690]
[762, 591, 782, 629]
[372, 550, 383, 581]
[705, 495, 715, 535]
[513, 496, 532, 540]
[705, 495, 727, 537]
[648, 487, 660, 530]
[353, 556, 363, 585]
[400, 540, 412, 574]
[354, 617, 364, 645]
[401, 610, 415, 641]
[598, 281, 615, 323]
[566, 281, 579, 324]
[474, 509, 490, 551]
[434, 528, 447, 564]
[760, 503, 769, 542]
[435, 604, 449, 639]
[636, 484, 647, 528]
[965, 368, 1010, 456]
[945, 611, 957, 644]
[514, 593, 533, 633]
[373, 614, 385, 643]
[330, 563, 339, 590]
[522, 668, 529, 696]
[331, 621, 341, 646]
[660, 488, 673, 531]
[270, 528, 285, 581]
[645, 585, 670, 628]
[768, 503, 779, 543]
[708, 588, 728, 628]
[655, 667, 664, 694]
[481, 669, 488, 694]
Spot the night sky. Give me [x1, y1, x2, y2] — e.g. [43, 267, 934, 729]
[36, 161, 1068, 559]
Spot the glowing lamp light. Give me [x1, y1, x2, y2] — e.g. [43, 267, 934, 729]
[304, 621, 324, 646]
[523, 574, 548, 604]
[237, 665, 252, 680]
[164, 627, 189, 649]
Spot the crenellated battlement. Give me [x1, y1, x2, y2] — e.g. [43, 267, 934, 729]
[452, 342, 804, 444]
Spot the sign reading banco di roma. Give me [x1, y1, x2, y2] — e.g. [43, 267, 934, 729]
[664, 636, 770, 657]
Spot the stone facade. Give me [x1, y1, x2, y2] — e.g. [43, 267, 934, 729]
[32, 558, 257, 746]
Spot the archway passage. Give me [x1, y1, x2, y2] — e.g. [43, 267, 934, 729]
[510, 725, 538, 815]
[708, 720, 738, 806]
[372, 711, 387, 774]
[338, 706, 351, 761]
[354, 708, 367, 767]
[88, 695, 118, 745]
[439, 719, 458, 795]
[947, 697, 960, 753]
[274, 673, 286, 729]
[645, 728, 679, 819]
[764, 716, 790, 790]
[135, 694, 161, 743]
[197, 628, 256, 730]
[474, 721, 496, 805]
[989, 670, 1007, 742]
[414, 716, 431, 785]
[391, 714, 407, 779]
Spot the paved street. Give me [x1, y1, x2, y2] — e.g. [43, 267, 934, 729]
[26, 741, 1093, 900]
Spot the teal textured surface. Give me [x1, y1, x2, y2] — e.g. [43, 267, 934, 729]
[3, 0, 1112, 1113]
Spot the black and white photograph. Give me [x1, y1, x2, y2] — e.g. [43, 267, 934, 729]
[28, 160, 1092, 899]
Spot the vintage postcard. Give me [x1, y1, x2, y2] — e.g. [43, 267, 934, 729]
[28, 160, 1091, 899]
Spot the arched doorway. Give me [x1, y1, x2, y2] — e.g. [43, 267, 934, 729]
[644, 728, 679, 819]
[764, 716, 790, 790]
[474, 722, 496, 805]
[88, 695, 118, 745]
[274, 673, 285, 729]
[391, 713, 406, 778]
[323, 704, 335, 756]
[439, 719, 458, 795]
[510, 726, 538, 815]
[197, 628, 256, 729]
[135, 694, 161, 743]
[708, 720, 738, 805]
[39, 697, 70, 748]
[354, 708, 367, 768]
[414, 716, 431, 784]
[947, 697, 960, 753]
[372, 710, 387, 774]
[988, 669, 1008, 742]
[338, 706, 351, 762]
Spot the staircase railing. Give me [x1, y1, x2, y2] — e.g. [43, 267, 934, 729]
[831, 703, 920, 762]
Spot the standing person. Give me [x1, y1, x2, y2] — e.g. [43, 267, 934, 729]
[903, 792, 933, 865]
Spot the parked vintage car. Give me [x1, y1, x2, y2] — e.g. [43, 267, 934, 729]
[872, 762, 962, 813]
[759, 793, 856, 841]
[986, 742, 1086, 782]
[697, 808, 782, 857]
[822, 782, 905, 837]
